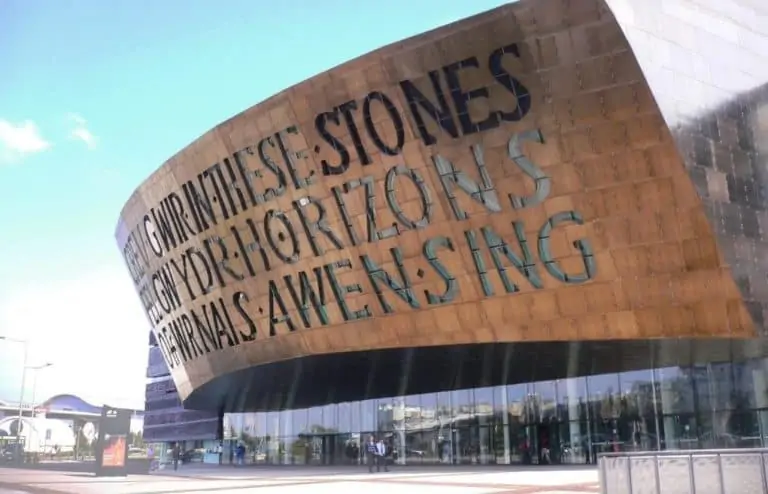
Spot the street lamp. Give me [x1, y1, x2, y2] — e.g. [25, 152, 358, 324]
[28, 363, 53, 419]
[0, 336, 28, 454]
[26, 362, 52, 457]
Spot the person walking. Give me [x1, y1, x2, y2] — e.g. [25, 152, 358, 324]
[376, 439, 389, 472]
[172, 443, 181, 471]
[236, 443, 246, 465]
[365, 435, 378, 473]
[148, 445, 158, 472]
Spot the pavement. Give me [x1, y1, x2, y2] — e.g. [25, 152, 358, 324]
[0, 464, 600, 494]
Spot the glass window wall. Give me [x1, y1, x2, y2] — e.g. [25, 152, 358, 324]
[222, 357, 768, 466]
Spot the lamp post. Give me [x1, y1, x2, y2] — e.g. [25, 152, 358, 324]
[0, 336, 28, 457]
[27, 363, 52, 457]
[28, 363, 53, 419]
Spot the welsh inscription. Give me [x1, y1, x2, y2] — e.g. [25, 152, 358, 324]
[120, 41, 597, 370]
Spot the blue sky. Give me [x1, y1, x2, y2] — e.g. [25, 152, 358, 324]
[0, 0, 508, 409]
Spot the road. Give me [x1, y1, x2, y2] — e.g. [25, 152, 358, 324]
[0, 464, 600, 493]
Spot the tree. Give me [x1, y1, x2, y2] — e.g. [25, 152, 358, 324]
[75, 428, 93, 458]
[127, 431, 144, 448]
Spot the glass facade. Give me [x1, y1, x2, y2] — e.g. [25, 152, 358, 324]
[144, 336, 219, 444]
[222, 358, 768, 466]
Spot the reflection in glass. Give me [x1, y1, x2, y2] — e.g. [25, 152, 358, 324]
[619, 370, 659, 451]
[398, 394, 421, 465]
[338, 403, 351, 434]
[557, 377, 588, 463]
[420, 393, 439, 463]
[662, 414, 698, 450]
[656, 367, 694, 414]
[377, 398, 393, 433]
[436, 392, 453, 463]
[534, 380, 557, 422]
[587, 373, 621, 459]
[452, 388, 473, 421]
[292, 409, 307, 436]
[749, 360, 768, 446]
[220, 357, 768, 465]
[478, 424, 493, 464]
[322, 404, 337, 431]
[266, 412, 280, 463]
[360, 400, 375, 432]
[282, 411, 295, 464]
[492, 386, 510, 464]
[588, 373, 620, 421]
[709, 363, 737, 411]
[475, 388, 494, 425]
[507, 384, 528, 424]
[254, 413, 267, 437]
[437, 392, 451, 421]
[308, 406, 323, 433]
[451, 388, 475, 463]
[349, 401, 360, 434]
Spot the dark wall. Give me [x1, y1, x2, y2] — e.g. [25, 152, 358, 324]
[144, 345, 218, 442]
[184, 338, 768, 413]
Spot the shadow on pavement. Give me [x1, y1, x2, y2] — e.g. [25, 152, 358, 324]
[0, 458, 151, 475]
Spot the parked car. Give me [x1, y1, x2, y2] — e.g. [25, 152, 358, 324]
[181, 449, 204, 464]
[0, 448, 14, 463]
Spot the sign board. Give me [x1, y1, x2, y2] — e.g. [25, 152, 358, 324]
[94, 406, 131, 477]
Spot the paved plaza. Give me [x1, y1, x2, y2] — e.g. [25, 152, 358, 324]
[0, 465, 600, 494]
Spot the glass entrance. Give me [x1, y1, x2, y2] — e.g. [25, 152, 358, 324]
[522, 425, 536, 464]
[536, 423, 560, 464]
[303, 434, 344, 465]
[521, 423, 565, 464]
[340, 434, 359, 465]
[477, 425, 493, 464]
[448, 426, 494, 464]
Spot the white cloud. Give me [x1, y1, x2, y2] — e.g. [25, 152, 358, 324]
[0, 119, 51, 164]
[67, 113, 98, 150]
[0, 266, 148, 410]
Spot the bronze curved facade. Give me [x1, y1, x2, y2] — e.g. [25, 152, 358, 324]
[118, 0, 768, 419]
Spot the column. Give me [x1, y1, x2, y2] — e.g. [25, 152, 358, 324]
[501, 387, 511, 464]
[566, 378, 583, 463]
[395, 400, 406, 465]
[658, 370, 680, 450]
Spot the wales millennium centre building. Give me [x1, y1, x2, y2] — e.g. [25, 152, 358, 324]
[117, 0, 768, 467]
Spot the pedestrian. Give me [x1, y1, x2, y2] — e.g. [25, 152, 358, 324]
[148, 445, 158, 472]
[365, 435, 378, 473]
[376, 438, 389, 472]
[172, 443, 180, 471]
[237, 443, 246, 465]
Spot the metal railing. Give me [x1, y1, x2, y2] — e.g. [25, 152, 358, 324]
[599, 448, 768, 493]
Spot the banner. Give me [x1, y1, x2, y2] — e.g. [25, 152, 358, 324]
[95, 406, 131, 477]
[101, 434, 127, 467]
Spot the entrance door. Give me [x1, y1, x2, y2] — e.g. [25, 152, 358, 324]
[304, 435, 340, 465]
[307, 436, 321, 465]
[320, 435, 339, 465]
[536, 423, 561, 464]
[478, 425, 494, 465]
[522, 425, 537, 464]
[452, 426, 491, 464]
[335, 434, 353, 465]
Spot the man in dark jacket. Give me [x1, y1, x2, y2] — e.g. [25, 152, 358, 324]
[172, 444, 181, 471]
[365, 435, 378, 473]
